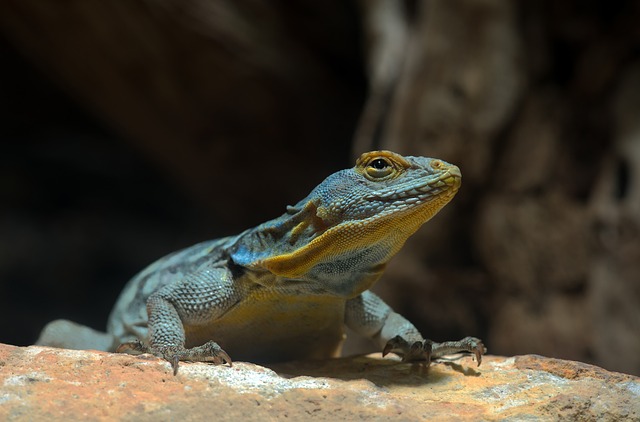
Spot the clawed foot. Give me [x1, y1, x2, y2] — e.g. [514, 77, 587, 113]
[383, 336, 486, 367]
[116, 340, 232, 375]
[383, 335, 433, 363]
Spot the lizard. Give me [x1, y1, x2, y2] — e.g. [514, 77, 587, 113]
[37, 150, 486, 375]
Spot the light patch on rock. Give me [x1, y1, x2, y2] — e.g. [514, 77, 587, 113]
[3, 372, 52, 386]
[619, 380, 640, 397]
[489, 356, 515, 368]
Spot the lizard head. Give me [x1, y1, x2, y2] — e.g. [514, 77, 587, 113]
[314, 150, 461, 226]
[250, 150, 461, 296]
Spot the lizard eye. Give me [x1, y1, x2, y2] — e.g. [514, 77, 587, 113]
[356, 151, 411, 181]
[366, 157, 393, 179]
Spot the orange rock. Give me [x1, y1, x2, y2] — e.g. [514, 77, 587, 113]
[0, 343, 638, 420]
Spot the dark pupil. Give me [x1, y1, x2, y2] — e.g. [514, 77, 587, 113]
[370, 159, 388, 170]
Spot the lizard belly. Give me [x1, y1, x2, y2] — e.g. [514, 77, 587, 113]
[184, 290, 346, 363]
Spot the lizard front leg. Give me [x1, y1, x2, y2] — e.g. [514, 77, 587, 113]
[117, 263, 240, 374]
[345, 291, 486, 366]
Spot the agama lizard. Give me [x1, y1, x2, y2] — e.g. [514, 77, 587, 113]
[37, 150, 485, 374]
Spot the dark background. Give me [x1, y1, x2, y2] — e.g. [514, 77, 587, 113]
[1, 0, 639, 375]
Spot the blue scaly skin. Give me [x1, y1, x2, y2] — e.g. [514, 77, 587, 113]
[38, 151, 485, 374]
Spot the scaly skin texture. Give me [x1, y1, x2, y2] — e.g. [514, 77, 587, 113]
[37, 151, 485, 374]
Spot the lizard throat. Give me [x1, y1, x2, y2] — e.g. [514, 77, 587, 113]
[256, 174, 461, 281]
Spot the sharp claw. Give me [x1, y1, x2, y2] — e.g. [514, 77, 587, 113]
[382, 335, 402, 357]
[220, 351, 233, 367]
[459, 337, 486, 367]
[424, 342, 433, 364]
[473, 341, 486, 367]
[171, 355, 180, 376]
[382, 343, 392, 357]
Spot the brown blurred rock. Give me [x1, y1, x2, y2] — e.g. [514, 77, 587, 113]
[0, 0, 363, 223]
[0, 343, 638, 420]
[357, 0, 640, 376]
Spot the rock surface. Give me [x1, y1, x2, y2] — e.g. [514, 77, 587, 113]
[0, 343, 638, 421]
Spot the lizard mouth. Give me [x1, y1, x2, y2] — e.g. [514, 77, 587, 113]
[364, 168, 461, 203]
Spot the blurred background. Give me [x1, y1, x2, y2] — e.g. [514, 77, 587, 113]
[1, 1, 639, 375]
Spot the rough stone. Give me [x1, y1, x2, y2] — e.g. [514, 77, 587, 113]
[0, 343, 637, 421]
